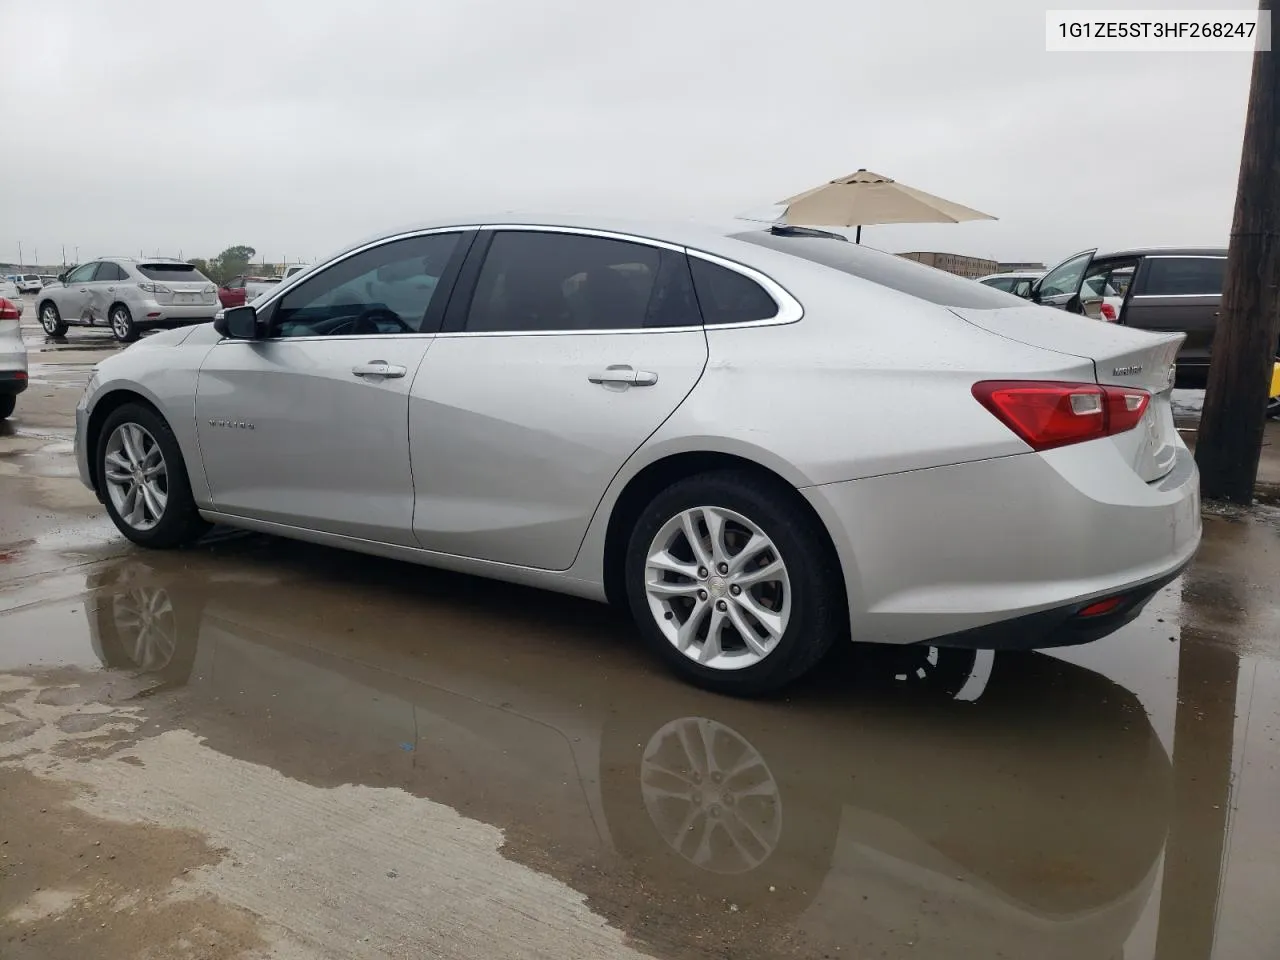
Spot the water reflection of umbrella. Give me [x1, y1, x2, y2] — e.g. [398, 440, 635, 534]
[779, 169, 996, 243]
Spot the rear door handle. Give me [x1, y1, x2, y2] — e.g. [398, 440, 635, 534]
[351, 361, 407, 379]
[588, 364, 658, 387]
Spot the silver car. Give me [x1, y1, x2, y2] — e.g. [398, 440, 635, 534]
[37, 257, 219, 342]
[72, 215, 1202, 694]
[0, 292, 27, 420]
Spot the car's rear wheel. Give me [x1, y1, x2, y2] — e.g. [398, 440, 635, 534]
[97, 403, 208, 548]
[109, 305, 139, 342]
[39, 302, 68, 337]
[0, 395, 14, 420]
[624, 470, 845, 696]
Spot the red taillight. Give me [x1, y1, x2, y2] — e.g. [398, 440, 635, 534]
[1100, 302, 1117, 322]
[0, 298, 19, 320]
[972, 381, 1151, 451]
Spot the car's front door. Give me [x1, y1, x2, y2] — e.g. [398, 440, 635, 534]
[194, 230, 470, 545]
[58, 262, 98, 324]
[409, 228, 711, 569]
[87, 261, 126, 323]
[1031, 249, 1096, 312]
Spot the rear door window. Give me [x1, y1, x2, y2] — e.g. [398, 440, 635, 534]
[92, 263, 128, 282]
[1138, 257, 1226, 296]
[463, 231, 700, 333]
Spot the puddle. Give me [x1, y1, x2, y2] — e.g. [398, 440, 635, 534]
[0, 524, 1272, 959]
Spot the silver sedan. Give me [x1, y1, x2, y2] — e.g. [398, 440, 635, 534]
[72, 216, 1201, 694]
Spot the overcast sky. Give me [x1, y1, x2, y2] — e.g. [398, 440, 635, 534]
[0, 0, 1258, 268]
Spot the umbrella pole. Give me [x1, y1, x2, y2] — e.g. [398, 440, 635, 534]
[855, 225, 862, 244]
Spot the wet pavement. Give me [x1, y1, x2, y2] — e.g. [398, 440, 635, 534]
[1, 302, 1279, 959]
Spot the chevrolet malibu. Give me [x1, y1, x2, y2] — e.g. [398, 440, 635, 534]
[73, 216, 1202, 694]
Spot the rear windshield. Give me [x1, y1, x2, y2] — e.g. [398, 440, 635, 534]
[22, 274, 38, 281]
[1140, 257, 1225, 296]
[138, 263, 211, 283]
[732, 231, 1022, 309]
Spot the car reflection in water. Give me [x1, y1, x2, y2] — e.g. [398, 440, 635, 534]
[86, 552, 1171, 959]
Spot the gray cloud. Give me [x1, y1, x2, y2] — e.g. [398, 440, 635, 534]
[0, 0, 1255, 268]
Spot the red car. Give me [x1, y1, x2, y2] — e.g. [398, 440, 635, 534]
[217, 275, 282, 309]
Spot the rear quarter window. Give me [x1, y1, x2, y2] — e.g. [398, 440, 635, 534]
[1139, 257, 1226, 296]
[732, 231, 1024, 309]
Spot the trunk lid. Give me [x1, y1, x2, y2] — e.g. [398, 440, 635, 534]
[139, 263, 218, 307]
[951, 304, 1184, 482]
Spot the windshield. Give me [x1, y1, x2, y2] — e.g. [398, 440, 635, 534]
[732, 231, 1023, 309]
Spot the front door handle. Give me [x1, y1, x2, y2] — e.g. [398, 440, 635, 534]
[351, 361, 407, 379]
[588, 364, 659, 387]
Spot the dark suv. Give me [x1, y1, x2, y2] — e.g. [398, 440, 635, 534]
[1030, 247, 1228, 385]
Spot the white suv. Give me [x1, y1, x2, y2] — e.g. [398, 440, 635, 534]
[36, 258, 219, 342]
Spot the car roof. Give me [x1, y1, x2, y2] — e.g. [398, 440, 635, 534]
[324, 213, 805, 264]
[1094, 246, 1227, 259]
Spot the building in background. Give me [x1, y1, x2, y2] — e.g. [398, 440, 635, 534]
[897, 251, 999, 278]
[997, 261, 1047, 272]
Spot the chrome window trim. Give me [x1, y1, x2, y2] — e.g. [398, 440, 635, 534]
[222, 222, 804, 343]
[1130, 293, 1222, 300]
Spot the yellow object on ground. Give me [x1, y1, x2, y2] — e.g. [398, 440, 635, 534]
[1271, 361, 1280, 399]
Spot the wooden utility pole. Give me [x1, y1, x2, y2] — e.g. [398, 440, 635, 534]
[1196, 0, 1280, 503]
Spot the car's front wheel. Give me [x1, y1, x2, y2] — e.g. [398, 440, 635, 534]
[97, 403, 208, 548]
[39, 302, 68, 337]
[624, 470, 846, 696]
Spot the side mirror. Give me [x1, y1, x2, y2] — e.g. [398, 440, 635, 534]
[213, 305, 261, 340]
[58, 273, 67, 283]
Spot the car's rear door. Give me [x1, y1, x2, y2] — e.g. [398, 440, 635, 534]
[86, 261, 127, 322]
[408, 227, 709, 569]
[1121, 255, 1225, 369]
[195, 230, 471, 545]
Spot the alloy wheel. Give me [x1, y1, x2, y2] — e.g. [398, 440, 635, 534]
[111, 586, 177, 672]
[643, 505, 791, 670]
[40, 306, 58, 334]
[640, 716, 782, 873]
[103, 422, 168, 531]
[111, 310, 131, 339]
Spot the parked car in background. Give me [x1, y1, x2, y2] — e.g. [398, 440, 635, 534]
[15, 274, 42, 294]
[0, 294, 28, 420]
[975, 271, 1043, 298]
[37, 258, 219, 342]
[0, 279, 24, 316]
[39, 274, 60, 288]
[285, 264, 308, 278]
[217, 275, 282, 309]
[73, 215, 1200, 695]
[1031, 248, 1229, 382]
[1080, 266, 1133, 323]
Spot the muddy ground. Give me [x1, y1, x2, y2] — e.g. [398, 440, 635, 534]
[1, 306, 1278, 959]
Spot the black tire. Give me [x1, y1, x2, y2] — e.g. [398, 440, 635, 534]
[0, 394, 14, 421]
[109, 304, 139, 342]
[38, 301, 68, 337]
[97, 402, 208, 549]
[624, 470, 846, 696]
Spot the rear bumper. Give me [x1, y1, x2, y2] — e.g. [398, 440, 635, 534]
[0, 369, 28, 395]
[136, 300, 220, 327]
[804, 439, 1202, 648]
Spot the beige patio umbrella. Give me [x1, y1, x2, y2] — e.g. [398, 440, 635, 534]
[779, 169, 996, 243]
